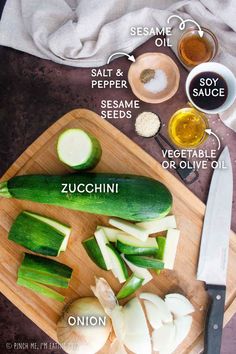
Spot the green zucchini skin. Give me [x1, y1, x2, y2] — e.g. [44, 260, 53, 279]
[125, 255, 165, 270]
[18, 268, 70, 288]
[116, 240, 158, 256]
[9, 212, 64, 256]
[4, 173, 172, 222]
[82, 236, 108, 270]
[20, 253, 73, 281]
[17, 277, 65, 302]
[117, 274, 144, 300]
[156, 237, 166, 260]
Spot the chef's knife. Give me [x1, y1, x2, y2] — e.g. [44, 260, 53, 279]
[197, 146, 233, 354]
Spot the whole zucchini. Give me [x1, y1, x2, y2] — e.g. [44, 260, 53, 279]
[0, 173, 172, 221]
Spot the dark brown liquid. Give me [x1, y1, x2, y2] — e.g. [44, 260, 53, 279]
[189, 72, 228, 110]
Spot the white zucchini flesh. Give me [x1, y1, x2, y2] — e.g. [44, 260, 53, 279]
[163, 229, 180, 270]
[165, 294, 195, 317]
[123, 298, 152, 354]
[139, 293, 173, 324]
[98, 226, 127, 242]
[109, 218, 149, 242]
[117, 233, 158, 248]
[94, 229, 112, 270]
[136, 215, 177, 233]
[57, 128, 101, 169]
[122, 255, 153, 285]
[106, 246, 127, 283]
[24, 211, 71, 252]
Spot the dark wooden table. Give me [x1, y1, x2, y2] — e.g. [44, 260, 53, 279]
[0, 36, 236, 353]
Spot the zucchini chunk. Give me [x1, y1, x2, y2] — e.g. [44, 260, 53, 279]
[109, 218, 149, 241]
[117, 273, 144, 299]
[106, 244, 128, 283]
[18, 253, 73, 288]
[122, 255, 153, 285]
[57, 129, 102, 170]
[17, 277, 65, 302]
[125, 255, 164, 270]
[137, 215, 177, 233]
[82, 236, 108, 270]
[163, 229, 180, 270]
[116, 234, 158, 256]
[8, 211, 71, 256]
[94, 228, 112, 270]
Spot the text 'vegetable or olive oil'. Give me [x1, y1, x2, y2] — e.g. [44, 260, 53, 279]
[168, 108, 209, 148]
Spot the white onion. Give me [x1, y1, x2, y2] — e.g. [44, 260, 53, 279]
[57, 297, 111, 354]
[165, 293, 195, 317]
[122, 298, 151, 354]
[140, 293, 173, 324]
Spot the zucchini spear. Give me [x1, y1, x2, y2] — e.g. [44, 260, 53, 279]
[17, 253, 73, 301]
[17, 277, 65, 302]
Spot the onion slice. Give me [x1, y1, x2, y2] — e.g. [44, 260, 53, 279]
[123, 298, 151, 354]
[140, 292, 173, 324]
[165, 293, 195, 318]
[143, 300, 163, 329]
[152, 323, 176, 352]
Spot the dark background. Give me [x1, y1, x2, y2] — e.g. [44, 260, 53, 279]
[0, 1, 236, 353]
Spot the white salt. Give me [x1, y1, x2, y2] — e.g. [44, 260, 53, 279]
[144, 69, 168, 94]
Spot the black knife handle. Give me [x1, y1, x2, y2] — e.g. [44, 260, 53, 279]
[204, 284, 226, 354]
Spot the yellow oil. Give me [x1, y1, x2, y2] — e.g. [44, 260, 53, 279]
[168, 108, 209, 148]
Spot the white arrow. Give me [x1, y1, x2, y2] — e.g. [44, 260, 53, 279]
[205, 129, 221, 150]
[107, 52, 135, 64]
[167, 15, 204, 37]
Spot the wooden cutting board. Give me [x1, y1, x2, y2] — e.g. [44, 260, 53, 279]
[0, 109, 236, 354]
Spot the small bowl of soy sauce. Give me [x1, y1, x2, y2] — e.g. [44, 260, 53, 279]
[186, 62, 236, 114]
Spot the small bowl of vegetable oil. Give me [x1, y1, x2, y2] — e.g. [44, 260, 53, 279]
[168, 107, 209, 149]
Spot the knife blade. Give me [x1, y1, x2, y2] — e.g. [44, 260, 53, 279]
[197, 146, 233, 354]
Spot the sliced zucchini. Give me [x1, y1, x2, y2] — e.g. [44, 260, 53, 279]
[156, 237, 166, 260]
[17, 277, 65, 302]
[18, 253, 73, 288]
[116, 235, 158, 256]
[8, 211, 71, 256]
[117, 234, 158, 248]
[163, 229, 180, 270]
[98, 226, 127, 242]
[136, 215, 177, 233]
[106, 244, 128, 283]
[117, 274, 144, 299]
[18, 268, 70, 288]
[24, 211, 71, 252]
[109, 218, 149, 242]
[125, 255, 164, 270]
[94, 228, 112, 270]
[57, 128, 102, 170]
[122, 255, 153, 285]
[82, 236, 108, 270]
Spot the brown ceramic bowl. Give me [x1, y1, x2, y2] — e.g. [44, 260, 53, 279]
[128, 53, 180, 103]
